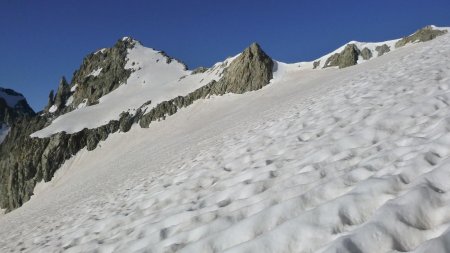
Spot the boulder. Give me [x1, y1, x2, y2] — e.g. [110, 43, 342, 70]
[375, 44, 390, 56]
[360, 47, 372, 60]
[324, 44, 361, 69]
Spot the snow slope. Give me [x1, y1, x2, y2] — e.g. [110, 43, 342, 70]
[2, 33, 450, 253]
[297, 25, 449, 69]
[31, 27, 449, 138]
[31, 43, 237, 138]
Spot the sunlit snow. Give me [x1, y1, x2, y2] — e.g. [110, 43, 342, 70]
[2, 31, 450, 253]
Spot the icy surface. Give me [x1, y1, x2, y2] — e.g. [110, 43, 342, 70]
[2, 34, 450, 253]
[31, 43, 235, 138]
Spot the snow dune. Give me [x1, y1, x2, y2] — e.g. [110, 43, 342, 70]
[2, 33, 450, 253]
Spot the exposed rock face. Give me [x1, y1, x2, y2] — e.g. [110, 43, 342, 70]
[139, 43, 274, 127]
[0, 88, 35, 126]
[69, 38, 136, 110]
[54, 77, 71, 109]
[0, 115, 123, 211]
[213, 43, 273, 94]
[360, 47, 372, 60]
[375, 44, 390, 56]
[313, 61, 320, 69]
[0, 42, 274, 212]
[395, 25, 448, 48]
[45, 77, 71, 113]
[324, 44, 360, 69]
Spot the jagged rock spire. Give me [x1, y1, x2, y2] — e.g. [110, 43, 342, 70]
[53, 76, 71, 109]
[214, 42, 274, 94]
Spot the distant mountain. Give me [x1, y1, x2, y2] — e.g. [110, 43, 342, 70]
[299, 25, 448, 69]
[0, 25, 448, 212]
[0, 87, 34, 143]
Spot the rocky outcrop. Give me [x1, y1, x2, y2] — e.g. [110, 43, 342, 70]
[213, 43, 273, 94]
[0, 88, 35, 126]
[0, 38, 148, 211]
[360, 47, 372, 60]
[0, 112, 132, 211]
[324, 44, 360, 69]
[68, 38, 136, 111]
[45, 77, 71, 113]
[54, 77, 71, 109]
[313, 61, 320, 69]
[375, 44, 390, 56]
[139, 43, 273, 127]
[0, 42, 274, 212]
[395, 25, 448, 48]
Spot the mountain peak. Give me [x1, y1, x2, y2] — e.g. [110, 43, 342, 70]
[210, 42, 273, 94]
[0, 87, 35, 131]
[242, 42, 268, 58]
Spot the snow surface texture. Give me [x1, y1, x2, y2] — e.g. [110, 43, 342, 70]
[31, 43, 236, 138]
[2, 34, 450, 252]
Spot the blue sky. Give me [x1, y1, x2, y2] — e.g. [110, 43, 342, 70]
[1, 0, 450, 111]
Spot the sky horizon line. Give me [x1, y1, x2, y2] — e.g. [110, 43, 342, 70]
[2, 22, 449, 112]
[2, 1, 450, 111]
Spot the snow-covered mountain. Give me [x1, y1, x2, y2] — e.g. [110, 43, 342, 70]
[298, 25, 448, 69]
[1, 25, 450, 252]
[0, 87, 34, 143]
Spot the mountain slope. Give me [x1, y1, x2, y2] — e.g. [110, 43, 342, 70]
[0, 41, 272, 211]
[298, 25, 448, 69]
[1, 29, 450, 252]
[0, 24, 448, 212]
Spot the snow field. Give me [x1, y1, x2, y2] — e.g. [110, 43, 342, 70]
[1, 34, 450, 252]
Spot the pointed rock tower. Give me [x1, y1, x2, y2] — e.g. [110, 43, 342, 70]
[214, 42, 274, 94]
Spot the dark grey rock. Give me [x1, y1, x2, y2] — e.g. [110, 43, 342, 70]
[313, 61, 320, 69]
[68, 38, 136, 112]
[119, 112, 134, 132]
[360, 47, 372, 60]
[45, 90, 55, 111]
[375, 44, 390, 57]
[50, 77, 71, 112]
[0, 87, 35, 127]
[0, 113, 121, 211]
[395, 25, 448, 48]
[324, 44, 361, 69]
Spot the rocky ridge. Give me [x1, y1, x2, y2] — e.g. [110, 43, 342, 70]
[316, 25, 447, 69]
[44, 38, 137, 116]
[0, 25, 447, 212]
[0, 42, 274, 211]
[0, 87, 35, 142]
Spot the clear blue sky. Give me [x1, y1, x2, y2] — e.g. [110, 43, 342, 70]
[1, 0, 450, 111]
